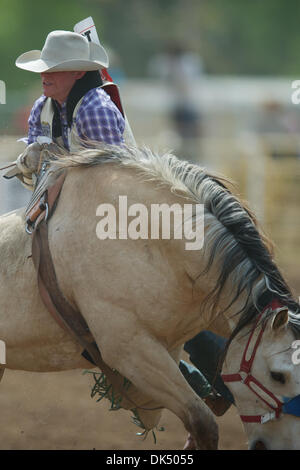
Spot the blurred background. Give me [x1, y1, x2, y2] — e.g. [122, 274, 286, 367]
[0, 0, 299, 450]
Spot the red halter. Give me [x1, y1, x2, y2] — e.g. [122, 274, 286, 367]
[221, 299, 286, 424]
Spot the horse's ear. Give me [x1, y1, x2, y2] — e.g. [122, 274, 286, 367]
[271, 309, 289, 332]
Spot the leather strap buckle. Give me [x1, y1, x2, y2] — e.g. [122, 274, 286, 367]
[25, 192, 49, 234]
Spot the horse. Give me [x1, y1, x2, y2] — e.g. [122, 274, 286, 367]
[0, 143, 299, 450]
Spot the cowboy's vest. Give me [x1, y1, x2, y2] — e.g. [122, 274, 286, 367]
[40, 96, 84, 152]
[39, 70, 129, 152]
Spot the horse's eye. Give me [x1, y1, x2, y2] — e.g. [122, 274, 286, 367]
[270, 371, 286, 384]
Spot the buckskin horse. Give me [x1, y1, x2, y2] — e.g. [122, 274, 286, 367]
[0, 143, 300, 450]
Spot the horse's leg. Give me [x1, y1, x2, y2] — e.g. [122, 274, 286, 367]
[131, 346, 183, 433]
[100, 332, 218, 450]
[0, 369, 4, 382]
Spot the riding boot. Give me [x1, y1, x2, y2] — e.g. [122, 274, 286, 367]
[179, 360, 212, 398]
[181, 331, 234, 414]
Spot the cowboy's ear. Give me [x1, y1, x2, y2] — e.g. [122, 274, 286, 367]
[74, 71, 86, 80]
[271, 309, 289, 332]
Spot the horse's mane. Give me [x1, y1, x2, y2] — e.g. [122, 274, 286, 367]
[48, 143, 300, 341]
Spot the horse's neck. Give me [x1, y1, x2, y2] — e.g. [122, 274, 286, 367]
[195, 267, 255, 339]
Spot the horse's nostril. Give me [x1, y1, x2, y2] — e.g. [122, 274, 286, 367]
[250, 439, 267, 450]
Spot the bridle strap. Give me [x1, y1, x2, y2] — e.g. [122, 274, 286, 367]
[239, 314, 266, 374]
[243, 374, 283, 411]
[221, 300, 285, 424]
[221, 310, 265, 383]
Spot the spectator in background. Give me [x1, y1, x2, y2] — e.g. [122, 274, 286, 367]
[148, 42, 203, 160]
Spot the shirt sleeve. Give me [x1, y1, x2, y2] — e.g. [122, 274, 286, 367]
[27, 96, 47, 145]
[75, 90, 125, 146]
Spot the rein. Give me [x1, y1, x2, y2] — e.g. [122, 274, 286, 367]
[27, 172, 162, 414]
[221, 299, 300, 424]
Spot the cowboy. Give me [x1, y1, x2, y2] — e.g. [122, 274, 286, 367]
[6, 30, 126, 188]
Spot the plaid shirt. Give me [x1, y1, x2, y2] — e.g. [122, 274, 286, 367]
[27, 87, 125, 149]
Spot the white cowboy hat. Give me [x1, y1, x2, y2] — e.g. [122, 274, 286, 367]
[15, 30, 109, 73]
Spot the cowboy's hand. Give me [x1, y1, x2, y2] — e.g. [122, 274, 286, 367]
[16, 173, 36, 191]
[3, 141, 43, 179]
[3, 142, 43, 191]
[16, 142, 43, 175]
[16, 141, 64, 175]
[3, 137, 62, 190]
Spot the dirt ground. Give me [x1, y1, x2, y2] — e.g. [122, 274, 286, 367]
[0, 368, 247, 450]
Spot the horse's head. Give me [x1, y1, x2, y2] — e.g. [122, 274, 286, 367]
[222, 302, 300, 450]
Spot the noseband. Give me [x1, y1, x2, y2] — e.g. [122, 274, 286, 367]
[221, 299, 300, 424]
